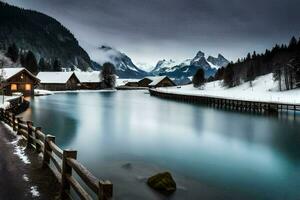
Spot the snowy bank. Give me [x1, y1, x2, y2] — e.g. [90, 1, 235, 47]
[34, 89, 54, 96]
[0, 95, 22, 109]
[154, 73, 300, 104]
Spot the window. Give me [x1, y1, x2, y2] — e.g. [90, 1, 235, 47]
[11, 84, 17, 91]
[25, 84, 31, 91]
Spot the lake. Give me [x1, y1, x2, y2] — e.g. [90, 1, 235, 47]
[19, 90, 300, 200]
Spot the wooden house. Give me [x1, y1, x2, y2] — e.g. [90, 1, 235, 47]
[138, 78, 153, 87]
[137, 76, 176, 88]
[0, 68, 40, 96]
[75, 72, 102, 90]
[37, 72, 80, 91]
[125, 81, 139, 87]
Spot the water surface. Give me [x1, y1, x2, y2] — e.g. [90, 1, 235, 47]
[20, 91, 300, 200]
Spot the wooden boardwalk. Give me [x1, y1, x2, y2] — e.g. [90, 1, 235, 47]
[149, 89, 300, 114]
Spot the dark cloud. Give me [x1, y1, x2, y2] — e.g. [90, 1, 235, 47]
[3, 0, 300, 65]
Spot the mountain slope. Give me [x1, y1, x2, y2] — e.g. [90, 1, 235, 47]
[0, 2, 92, 71]
[93, 46, 148, 78]
[151, 51, 229, 82]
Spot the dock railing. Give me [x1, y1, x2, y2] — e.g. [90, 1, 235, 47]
[0, 110, 113, 200]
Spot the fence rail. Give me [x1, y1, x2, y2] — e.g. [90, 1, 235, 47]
[149, 89, 300, 113]
[0, 110, 113, 200]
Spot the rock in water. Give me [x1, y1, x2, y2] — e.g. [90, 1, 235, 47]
[147, 172, 176, 194]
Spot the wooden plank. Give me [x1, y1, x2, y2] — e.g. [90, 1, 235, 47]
[48, 151, 62, 173]
[19, 129, 28, 136]
[18, 123, 27, 129]
[66, 175, 93, 200]
[35, 130, 46, 141]
[48, 141, 63, 159]
[67, 158, 99, 193]
[35, 139, 45, 150]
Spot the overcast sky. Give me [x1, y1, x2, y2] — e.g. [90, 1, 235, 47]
[3, 0, 300, 66]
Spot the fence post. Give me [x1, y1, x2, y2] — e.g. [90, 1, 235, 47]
[43, 135, 55, 168]
[12, 114, 16, 131]
[9, 112, 13, 127]
[61, 149, 77, 199]
[16, 117, 22, 135]
[98, 180, 113, 200]
[0, 109, 3, 121]
[26, 121, 34, 148]
[35, 127, 42, 153]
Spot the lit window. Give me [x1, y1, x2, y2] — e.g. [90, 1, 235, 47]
[11, 84, 17, 91]
[25, 84, 31, 91]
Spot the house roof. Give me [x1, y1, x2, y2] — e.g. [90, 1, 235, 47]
[75, 72, 100, 83]
[0, 67, 39, 81]
[37, 72, 75, 84]
[148, 76, 168, 86]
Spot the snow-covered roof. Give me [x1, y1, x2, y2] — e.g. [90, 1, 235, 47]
[75, 72, 100, 83]
[0, 67, 38, 80]
[37, 72, 75, 84]
[148, 76, 168, 86]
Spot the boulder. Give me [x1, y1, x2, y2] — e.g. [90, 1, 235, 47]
[147, 172, 176, 194]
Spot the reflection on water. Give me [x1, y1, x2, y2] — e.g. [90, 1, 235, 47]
[20, 91, 300, 200]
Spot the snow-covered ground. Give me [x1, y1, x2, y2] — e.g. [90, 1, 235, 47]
[155, 73, 300, 104]
[116, 78, 139, 86]
[0, 95, 22, 109]
[34, 89, 54, 96]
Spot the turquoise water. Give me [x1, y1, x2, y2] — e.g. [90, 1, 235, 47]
[20, 91, 300, 200]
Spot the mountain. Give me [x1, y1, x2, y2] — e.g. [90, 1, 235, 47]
[136, 62, 154, 72]
[152, 59, 181, 75]
[207, 54, 230, 69]
[93, 46, 148, 78]
[151, 51, 229, 83]
[0, 2, 92, 71]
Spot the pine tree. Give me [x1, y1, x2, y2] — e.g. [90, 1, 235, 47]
[246, 64, 255, 87]
[192, 68, 205, 88]
[5, 43, 19, 62]
[25, 51, 38, 74]
[53, 59, 62, 71]
[223, 64, 235, 87]
[288, 36, 297, 49]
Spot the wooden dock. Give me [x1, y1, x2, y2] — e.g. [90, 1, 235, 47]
[149, 89, 300, 114]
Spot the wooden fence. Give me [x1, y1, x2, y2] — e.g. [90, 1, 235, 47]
[149, 89, 300, 114]
[1, 110, 113, 200]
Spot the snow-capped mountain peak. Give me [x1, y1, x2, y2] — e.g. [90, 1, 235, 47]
[150, 50, 230, 83]
[93, 45, 148, 78]
[207, 53, 229, 69]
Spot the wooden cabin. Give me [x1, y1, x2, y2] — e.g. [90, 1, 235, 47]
[138, 76, 176, 88]
[0, 68, 40, 96]
[37, 72, 80, 91]
[125, 82, 139, 87]
[75, 72, 102, 90]
[138, 78, 153, 87]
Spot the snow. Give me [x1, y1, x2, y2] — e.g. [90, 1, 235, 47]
[207, 61, 221, 70]
[30, 186, 40, 197]
[154, 73, 300, 104]
[34, 89, 54, 96]
[148, 76, 167, 86]
[0, 95, 22, 109]
[135, 62, 154, 72]
[0, 68, 37, 81]
[116, 78, 139, 86]
[75, 71, 100, 83]
[37, 72, 75, 84]
[23, 174, 29, 182]
[10, 137, 31, 164]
